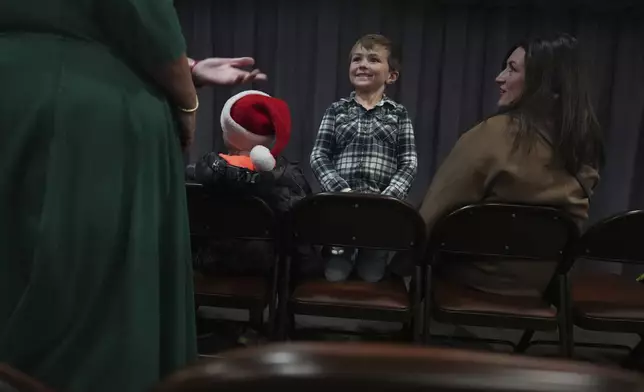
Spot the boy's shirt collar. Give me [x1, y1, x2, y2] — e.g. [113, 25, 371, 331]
[340, 91, 399, 109]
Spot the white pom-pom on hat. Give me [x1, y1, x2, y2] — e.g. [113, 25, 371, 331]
[250, 145, 276, 172]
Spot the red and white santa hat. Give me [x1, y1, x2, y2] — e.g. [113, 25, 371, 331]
[220, 90, 292, 171]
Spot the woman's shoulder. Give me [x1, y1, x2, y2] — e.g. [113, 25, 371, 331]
[463, 114, 515, 141]
[476, 114, 514, 131]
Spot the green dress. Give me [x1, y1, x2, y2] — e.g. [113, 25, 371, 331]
[0, 0, 196, 391]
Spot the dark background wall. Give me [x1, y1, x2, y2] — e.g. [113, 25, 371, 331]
[176, 0, 644, 275]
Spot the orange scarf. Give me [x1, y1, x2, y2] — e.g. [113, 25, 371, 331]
[219, 153, 256, 171]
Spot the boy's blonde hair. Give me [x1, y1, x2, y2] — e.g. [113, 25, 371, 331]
[350, 34, 401, 72]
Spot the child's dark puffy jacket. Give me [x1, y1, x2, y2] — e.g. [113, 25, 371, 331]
[187, 153, 321, 278]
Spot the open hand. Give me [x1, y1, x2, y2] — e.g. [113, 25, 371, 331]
[192, 57, 268, 86]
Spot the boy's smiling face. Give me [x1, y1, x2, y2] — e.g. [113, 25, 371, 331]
[349, 44, 398, 92]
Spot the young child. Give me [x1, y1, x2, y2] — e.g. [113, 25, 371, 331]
[310, 34, 418, 283]
[187, 90, 320, 278]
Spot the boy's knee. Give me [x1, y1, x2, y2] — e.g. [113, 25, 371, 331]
[356, 250, 389, 283]
[356, 267, 385, 283]
[325, 268, 350, 282]
[324, 255, 353, 282]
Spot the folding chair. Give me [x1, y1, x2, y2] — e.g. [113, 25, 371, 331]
[559, 209, 644, 368]
[187, 182, 280, 338]
[277, 192, 426, 342]
[424, 203, 579, 356]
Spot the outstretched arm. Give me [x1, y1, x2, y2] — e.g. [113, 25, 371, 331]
[189, 57, 267, 86]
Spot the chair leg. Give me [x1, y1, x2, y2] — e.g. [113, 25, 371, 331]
[412, 265, 422, 344]
[276, 297, 290, 341]
[194, 304, 205, 336]
[423, 265, 433, 345]
[400, 322, 413, 342]
[267, 256, 280, 341]
[274, 275, 295, 342]
[622, 335, 644, 369]
[515, 330, 535, 353]
[267, 304, 276, 341]
[285, 312, 296, 341]
[557, 273, 574, 358]
[249, 306, 264, 333]
[275, 254, 291, 341]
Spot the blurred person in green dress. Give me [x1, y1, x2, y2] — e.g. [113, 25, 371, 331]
[0, 0, 264, 391]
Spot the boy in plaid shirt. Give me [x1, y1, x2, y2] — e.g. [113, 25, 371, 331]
[310, 34, 418, 283]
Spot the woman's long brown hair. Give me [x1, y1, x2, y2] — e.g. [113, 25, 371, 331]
[499, 33, 605, 174]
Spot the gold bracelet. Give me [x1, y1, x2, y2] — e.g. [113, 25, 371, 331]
[179, 96, 199, 113]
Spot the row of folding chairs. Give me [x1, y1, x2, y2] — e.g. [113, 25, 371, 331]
[186, 182, 644, 367]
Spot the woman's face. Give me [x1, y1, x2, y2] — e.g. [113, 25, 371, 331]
[496, 47, 526, 107]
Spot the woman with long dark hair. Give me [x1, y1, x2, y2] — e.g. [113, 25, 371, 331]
[419, 33, 604, 296]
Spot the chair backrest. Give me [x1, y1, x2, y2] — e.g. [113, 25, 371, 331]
[0, 365, 53, 392]
[152, 342, 644, 392]
[573, 209, 644, 265]
[429, 203, 579, 261]
[288, 192, 426, 257]
[186, 182, 275, 241]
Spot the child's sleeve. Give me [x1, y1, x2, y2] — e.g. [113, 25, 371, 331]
[381, 110, 418, 199]
[310, 106, 351, 192]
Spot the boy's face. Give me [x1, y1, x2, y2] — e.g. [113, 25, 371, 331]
[349, 44, 398, 92]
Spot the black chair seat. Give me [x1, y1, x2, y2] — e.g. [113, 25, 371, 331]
[571, 273, 644, 332]
[433, 279, 557, 330]
[194, 273, 268, 309]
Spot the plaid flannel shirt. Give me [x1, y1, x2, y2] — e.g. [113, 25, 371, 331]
[310, 93, 418, 200]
